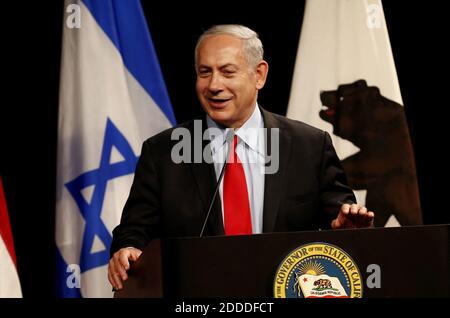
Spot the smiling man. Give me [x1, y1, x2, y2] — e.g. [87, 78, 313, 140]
[195, 30, 268, 128]
[108, 25, 375, 291]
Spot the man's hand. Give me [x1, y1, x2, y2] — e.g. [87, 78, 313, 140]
[108, 247, 142, 291]
[331, 203, 375, 229]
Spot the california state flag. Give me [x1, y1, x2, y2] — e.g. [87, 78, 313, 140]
[287, 0, 422, 227]
[0, 177, 22, 298]
[298, 274, 348, 298]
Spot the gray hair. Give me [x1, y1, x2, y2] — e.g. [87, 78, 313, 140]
[195, 24, 264, 70]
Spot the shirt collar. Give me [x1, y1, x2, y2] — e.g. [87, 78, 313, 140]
[206, 104, 265, 156]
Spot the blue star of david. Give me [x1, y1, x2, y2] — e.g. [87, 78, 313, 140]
[65, 118, 139, 272]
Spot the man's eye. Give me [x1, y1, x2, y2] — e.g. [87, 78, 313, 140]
[198, 70, 211, 77]
[223, 70, 235, 77]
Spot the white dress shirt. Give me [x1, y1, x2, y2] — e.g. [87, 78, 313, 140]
[206, 105, 265, 234]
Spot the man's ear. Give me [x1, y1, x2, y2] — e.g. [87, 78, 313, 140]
[255, 60, 269, 90]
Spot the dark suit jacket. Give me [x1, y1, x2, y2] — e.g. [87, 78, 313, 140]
[110, 108, 355, 254]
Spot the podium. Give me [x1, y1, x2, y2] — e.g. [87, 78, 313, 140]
[115, 225, 449, 298]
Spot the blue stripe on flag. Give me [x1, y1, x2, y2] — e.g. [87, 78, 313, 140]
[82, 0, 176, 125]
[56, 247, 82, 298]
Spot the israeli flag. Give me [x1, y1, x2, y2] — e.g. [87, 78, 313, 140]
[56, 0, 175, 297]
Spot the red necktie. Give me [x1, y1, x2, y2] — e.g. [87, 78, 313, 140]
[223, 135, 252, 235]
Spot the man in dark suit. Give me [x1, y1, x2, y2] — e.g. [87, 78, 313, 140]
[108, 25, 374, 290]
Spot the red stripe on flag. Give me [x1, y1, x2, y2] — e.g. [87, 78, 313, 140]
[0, 176, 17, 266]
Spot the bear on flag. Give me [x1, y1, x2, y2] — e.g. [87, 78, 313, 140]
[287, 0, 422, 227]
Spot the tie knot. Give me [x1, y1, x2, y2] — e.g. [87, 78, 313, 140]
[232, 135, 239, 152]
[229, 135, 240, 163]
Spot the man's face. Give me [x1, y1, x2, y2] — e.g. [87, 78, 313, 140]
[196, 34, 267, 128]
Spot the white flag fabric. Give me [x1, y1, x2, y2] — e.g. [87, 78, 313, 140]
[287, 0, 421, 227]
[0, 177, 22, 298]
[56, 0, 175, 297]
[298, 274, 348, 298]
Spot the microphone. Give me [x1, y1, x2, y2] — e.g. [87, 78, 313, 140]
[199, 129, 235, 237]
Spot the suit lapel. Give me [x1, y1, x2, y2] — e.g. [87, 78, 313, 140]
[189, 119, 225, 236]
[261, 109, 291, 232]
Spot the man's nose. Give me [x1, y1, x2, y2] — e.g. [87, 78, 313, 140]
[208, 73, 223, 93]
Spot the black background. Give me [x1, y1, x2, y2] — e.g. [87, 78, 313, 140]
[0, 1, 449, 298]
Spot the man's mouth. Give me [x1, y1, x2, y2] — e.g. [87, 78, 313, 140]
[208, 97, 232, 108]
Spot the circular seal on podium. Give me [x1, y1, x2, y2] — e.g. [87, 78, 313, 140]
[273, 242, 363, 298]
